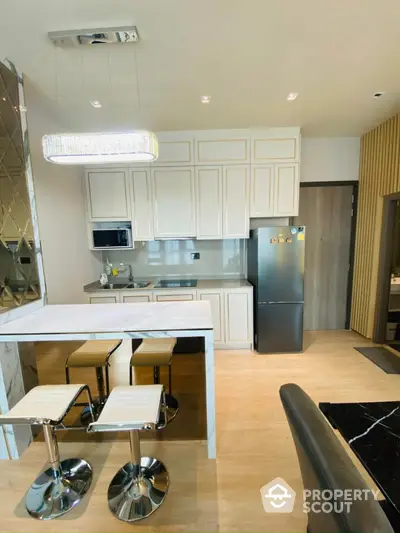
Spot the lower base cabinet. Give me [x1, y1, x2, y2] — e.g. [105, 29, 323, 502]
[224, 289, 253, 348]
[86, 286, 253, 349]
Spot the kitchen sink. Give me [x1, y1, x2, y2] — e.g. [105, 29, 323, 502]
[101, 281, 151, 289]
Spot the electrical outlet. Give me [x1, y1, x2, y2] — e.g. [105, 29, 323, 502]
[191, 252, 200, 260]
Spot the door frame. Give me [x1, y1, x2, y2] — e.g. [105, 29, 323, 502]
[373, 192, 400, 343]
[294, 181, 359, 330]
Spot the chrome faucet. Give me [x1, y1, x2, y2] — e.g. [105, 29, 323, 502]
[120, 263, 134, 283]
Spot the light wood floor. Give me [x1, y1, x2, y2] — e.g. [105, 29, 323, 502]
[1, 330, 399, 532]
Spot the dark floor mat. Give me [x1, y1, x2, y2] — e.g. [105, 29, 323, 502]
[354, 346, 400, 374]
[388, 343, 400, 353]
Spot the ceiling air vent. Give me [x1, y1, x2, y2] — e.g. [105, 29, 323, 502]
[48, 27, 139, 48]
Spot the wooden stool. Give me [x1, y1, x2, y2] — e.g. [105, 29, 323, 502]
[88, 385, 169, 523]
[130, 338, 179, 423]
[0, 384, 94, 520]
[66, 340, 121, 423]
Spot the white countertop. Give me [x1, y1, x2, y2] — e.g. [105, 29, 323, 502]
[84, 278, 252, 292]
[0, 302, 213, 338]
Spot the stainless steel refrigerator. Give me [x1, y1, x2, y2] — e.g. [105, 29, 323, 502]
[247, 226, 305, 353]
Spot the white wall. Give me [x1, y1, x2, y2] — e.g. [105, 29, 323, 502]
[24, 80, 101, 304]
[301, 137, 360, 182]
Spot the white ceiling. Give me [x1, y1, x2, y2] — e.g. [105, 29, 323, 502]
[2, 0, 400, 136]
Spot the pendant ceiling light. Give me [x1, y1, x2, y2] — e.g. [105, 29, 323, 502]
[42, 131, 158, 164]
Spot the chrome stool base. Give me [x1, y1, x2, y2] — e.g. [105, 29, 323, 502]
[108, 458, 169, 522]
[26, 458, 92, 520]
[164, 394, 179, 424]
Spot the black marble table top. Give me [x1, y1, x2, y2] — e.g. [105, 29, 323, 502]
[320, 401, 400, 514]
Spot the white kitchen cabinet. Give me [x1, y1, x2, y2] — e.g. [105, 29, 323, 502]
[87, 293, 119, 304]
[224, 288, 253, 348]
[85, 169, 130, 221]
[251, 127, 300, 163]
[223, 166, 249, 238]
[250, 165, 275, 217]
[131, 168, 154, 240]
[195, 130, 250, 165]
[274, 164, 299, 216]
[152, 290, 197, 302]
[151, 167, 196, 238]
[197, 289, 224, 344]
[195, 167, 223, 239]
[121, 291, 154, 303]
[153, 132, 194, 166]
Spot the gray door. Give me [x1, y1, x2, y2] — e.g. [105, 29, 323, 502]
[294, 185, 353, 330]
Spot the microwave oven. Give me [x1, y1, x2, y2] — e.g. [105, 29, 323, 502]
[92, 228, 132, 249]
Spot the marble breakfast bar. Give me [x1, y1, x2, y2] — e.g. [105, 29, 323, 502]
[0, 300, 215, 458]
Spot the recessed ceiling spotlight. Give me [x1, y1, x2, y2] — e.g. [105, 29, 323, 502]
[200, 95, 211, 104]
[90, 100, 102, 108]
[2, 97, 6, 102]
[373, 92, 385, 98]
[287, 92, 299, 101]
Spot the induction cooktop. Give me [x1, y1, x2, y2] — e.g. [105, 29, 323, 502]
[154, 279, 197, 288]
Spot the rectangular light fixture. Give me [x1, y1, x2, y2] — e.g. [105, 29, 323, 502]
[42, 131, 159, 165]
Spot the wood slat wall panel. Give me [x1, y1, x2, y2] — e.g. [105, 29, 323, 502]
[351, 114, 400, 337]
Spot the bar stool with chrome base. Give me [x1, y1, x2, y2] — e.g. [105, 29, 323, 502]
[0, 384, 94, 520]
[88, 384, 168, 523]
[65, 339, 121, 424]
[130, 338, 178, 423]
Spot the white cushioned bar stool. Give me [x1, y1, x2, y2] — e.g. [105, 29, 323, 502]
[130, 338, 179, 423]
[0, 384, 94, 520]
[88, 385, 169, 523]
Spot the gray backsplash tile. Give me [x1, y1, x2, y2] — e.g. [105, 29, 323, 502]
[102, 239, 246, 279]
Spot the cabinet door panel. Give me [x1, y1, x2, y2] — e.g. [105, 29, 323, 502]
[274, 164, 299, 216]
[131, 169, 154, 240]
[122, 294, 152, 303]
[88, 295, 118, 304]
[196, 167, 223, 239]
[250, 165, 274, 217]
[154, 292, 195, 302]
[87, 171, 129, 220]
[198, 291, 224, 343]
[223, 166, 249, 238]
[152, 167, 196, 238]
[225, 291, 250, 343]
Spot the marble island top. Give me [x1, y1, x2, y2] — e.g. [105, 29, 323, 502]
[0, 302, 213, 341]
[84, 278, 252, 292]
[320, 400, 400, 513]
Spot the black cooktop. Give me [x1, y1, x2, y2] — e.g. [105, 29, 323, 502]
[154, 279, 197, 288]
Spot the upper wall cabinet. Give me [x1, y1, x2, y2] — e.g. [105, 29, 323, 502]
[250, 163, 299, 218]
[153, 132, 194, 166]
[151, 167, 196, 238]
[196, 167, 223, 239]
[274, 163, 299, 216]
[251, 127, 300, 164]
[223, 166, 249, 238]
[250, 165, 275, 217]
[194, 130, 250, 165]
[85, 169, 130, 221]
[131, 168, 154, 240]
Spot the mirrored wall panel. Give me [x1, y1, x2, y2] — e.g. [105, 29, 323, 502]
[0, 61, 40, 311]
